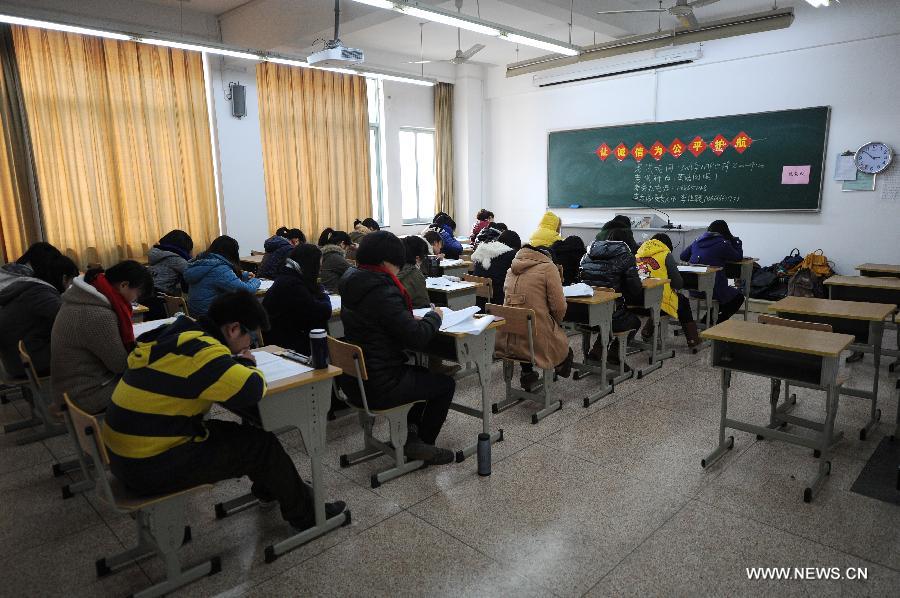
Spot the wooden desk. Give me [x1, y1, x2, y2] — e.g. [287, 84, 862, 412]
[679, 266, 721, 329]
[239, 254, 264, 273]
[700, 320, 854, 502]
[132, 304, 149, 323]
[563, 289, 622, 406]
[440, 260, 472, 279]
[426, 278, 479, 310]
[770, 296, 895, 439]
[419, 317, 505, 461]
[826, 275, 900, 371]
[725, 257, 758, 320]
[222, 347, 348, 562]
[856, 263, 900, 278]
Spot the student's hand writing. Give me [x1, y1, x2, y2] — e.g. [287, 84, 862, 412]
[246, 271, 256, 279]
[432, 306, 444, 319]
[237, 349, 256, 365]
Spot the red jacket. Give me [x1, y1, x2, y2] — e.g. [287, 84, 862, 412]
[470, 219, 490, 243]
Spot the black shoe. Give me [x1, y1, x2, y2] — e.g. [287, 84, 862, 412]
[555, 348, 574, 378]
[290, 500, 347, 531]
[404, 441, 454, 465]
[520, 370, 540, 392]
[846, 351, 865, 364]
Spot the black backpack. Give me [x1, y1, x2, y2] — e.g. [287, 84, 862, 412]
[788, 268, 827, 298]
[777, 248, 803, 278]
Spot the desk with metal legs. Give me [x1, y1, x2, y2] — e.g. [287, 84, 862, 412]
[826, 275, 900, 372]
[700, 320, 854, 502]
[217, 348, 349, 563]
[680, 266, 721, 330]
[629, 277, 676, 379]
[419, 317, 505, 462]
[426, 279, 479, 310]
[770, 296, 896, 440]
[725, 257, 758, 320]
[563, 289, 622, 407]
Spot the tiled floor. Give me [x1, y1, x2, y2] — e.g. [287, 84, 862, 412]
[1, 323, 897, 597]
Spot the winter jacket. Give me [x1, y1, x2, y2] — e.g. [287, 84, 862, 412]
[529, 212, 563, 248]
[349, 223, 372, 244]
[262, 266, 333, 355]
[594, 221, 638, 253]
[436, 223, 463, 259]
[147, 245, 189, 296]
[338, 267, 441, 393]
[470, 219, 491, 243]
[258, 235, 294, 279]
[51, 276, 129, 414]
[320, 245, 352, 293]
[680, 232, 744, 303]
[550, 236, 587, 286]
[636, 238, 681, 319]
[397, 263, 431, 309]
[495, 247, 569, 370]
[471, 241, 516, 305]
[0, 264, 60, 378]
[579, 240, 643, 311]
[184, 252, 261, 317]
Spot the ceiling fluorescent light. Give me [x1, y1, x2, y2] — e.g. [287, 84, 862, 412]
[403, 7, 500, 36]
[267, 57, 310, 67]
[502, 32, 579, 57]
[142, 38, 260, 61]
[0, 14, 130, 40]
[804, 0, 830, 6]
[352, 0, 395, 8]
[371, 72, 434, 86]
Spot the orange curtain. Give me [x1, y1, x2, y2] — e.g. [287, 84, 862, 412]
[11, 26, 220, 267]
[433, 82, 454, 218]
[256, 62, 370, 237]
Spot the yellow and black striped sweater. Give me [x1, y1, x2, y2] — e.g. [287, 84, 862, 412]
[103, 316, 266, 461]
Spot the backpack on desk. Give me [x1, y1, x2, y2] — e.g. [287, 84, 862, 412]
[776, 248, 804, 278]
[787, 250, 835, 298]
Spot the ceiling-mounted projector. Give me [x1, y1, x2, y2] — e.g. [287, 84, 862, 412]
[308, 41, 364, 68]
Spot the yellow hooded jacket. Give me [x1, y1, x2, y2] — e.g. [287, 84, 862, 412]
[529, 212, 563, 248]
[636, 238, 679, 319]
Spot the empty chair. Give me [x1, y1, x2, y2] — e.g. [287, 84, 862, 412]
[160, 294, 190, 318]
[463, 274, 493, 310]
[13, 340, 65, 445]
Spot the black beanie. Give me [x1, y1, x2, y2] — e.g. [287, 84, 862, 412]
[355, 230, 406, 268]
[497, 230, 521, 249]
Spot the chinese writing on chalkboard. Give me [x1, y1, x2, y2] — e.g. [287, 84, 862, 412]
[632, 161, 766, 206]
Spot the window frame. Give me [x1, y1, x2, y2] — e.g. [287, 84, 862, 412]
[398, 126, 436, 226]
[366, 78, 388, 227]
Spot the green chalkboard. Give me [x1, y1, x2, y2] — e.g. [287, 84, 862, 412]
[548, 106, 830, 211]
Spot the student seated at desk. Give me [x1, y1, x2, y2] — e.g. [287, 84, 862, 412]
[470, 209, 494, 243]
[428, 213, 463, 260]
[595, 215, 638, 253]
[579, 229, 643, 368]
[145, 229, 193, 320]
[636, 234, 700, 347]
[551, 235, 587, 286]
[259, 226, 305, 279]
[679, 220, 744, 323]
[184, 235, 260, 317]
[528, 211, 563, 248]
[103, 291, 345, 531]
[350, 217, 380, 244]
[497, 244, 574, 391]
[0, 251, 78, 378]
[473, 224, 501, 248]
[423, 230, 444, 260]
[51, 261, 152, 414]
[398, 235, 431, 309]
[472, 230, 521, 305]
[318, 228, 354, 292]
[262, 244, 331, 354]
[338, 231, 455, 465]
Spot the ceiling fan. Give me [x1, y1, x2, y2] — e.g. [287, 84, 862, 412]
[407, 0, 486, 65]
[597, 0, 720, 28]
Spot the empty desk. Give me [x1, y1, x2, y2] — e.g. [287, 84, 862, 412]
[826, 275, 900, 371]
[856, 263, 900, 278]
[426, 278, 479, 310]
[563, 288, 622, 406]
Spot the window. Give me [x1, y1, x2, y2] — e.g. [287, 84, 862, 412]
[366, 78, 387, 225]
[399, 127, 435, 224]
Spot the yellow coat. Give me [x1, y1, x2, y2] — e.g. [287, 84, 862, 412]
[636, 238, 679, 319]
[529, 211, 563, 247]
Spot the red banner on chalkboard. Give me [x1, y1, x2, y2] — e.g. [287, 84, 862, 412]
[732, 131, 752, 154]
[614, 143, 629, 161]
[710, 134, 729, 156]
[650, 141, 666, 161]
[596, 143, 611, 161]
[669, 138, 685, 158]
[688, 136, 707, 157]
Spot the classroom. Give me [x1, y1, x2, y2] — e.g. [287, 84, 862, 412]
[0, 0, 897, 596]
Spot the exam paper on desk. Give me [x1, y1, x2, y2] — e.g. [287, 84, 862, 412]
[133, 317, 176, 337]
[678, 265, 709, 273]
[257, 279, 275, 292]
[563, 283, 594, 297]
[440, 259, 465, 267]
[253, 350, 313, 382]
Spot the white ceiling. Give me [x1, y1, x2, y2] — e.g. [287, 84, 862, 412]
[140, 0, 251, 14]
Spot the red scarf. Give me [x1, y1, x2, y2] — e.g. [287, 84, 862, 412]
[359, 264, 412, 312]
[90, 273, 135, 350]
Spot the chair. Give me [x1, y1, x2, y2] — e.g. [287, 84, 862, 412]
[463, 274, 493, 310]
[758, 315, 848, 456]
[486, 303, 562, 424]
[329, 337, 426, 488]
[160, 294, 189, 318]
[250, 250, 265, 256]
[61, 393, 221, 597]
[13, 341, 66, 445]
[0, 360, 30, 422]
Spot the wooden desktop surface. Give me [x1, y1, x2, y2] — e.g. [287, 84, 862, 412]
[770, 296, 896, 322]
[566, 289, 621, 305]
[825, 275, 900, 290]
[254, 345, 342, 393]
[856, 263, 900, 275]
[700, 319, 853, 357]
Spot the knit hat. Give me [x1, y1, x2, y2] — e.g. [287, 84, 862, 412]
[497, 230, 521, 249]
[356, 230, 406, 268]
[476, 226, 502, 245]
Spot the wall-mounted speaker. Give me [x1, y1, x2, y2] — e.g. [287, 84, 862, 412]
[229, 82, 246, 119]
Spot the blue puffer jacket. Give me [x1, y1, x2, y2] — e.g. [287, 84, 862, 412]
[437, 224, 463, 259]
[680, 231, 743, 303]
[258, 235, 294, 279]
[184, 252, 261, 316]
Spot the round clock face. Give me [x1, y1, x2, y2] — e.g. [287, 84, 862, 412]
[854, 142, 893, 174]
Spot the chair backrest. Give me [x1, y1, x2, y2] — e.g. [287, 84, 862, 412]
[62, 393, 110, 466]
[161, 294, 189, 318]
[757, 314, 833, 333]
[464, 274, 493, 300]
[486, 303, 536, 363]
[327, 337, 369, 381]
[557, 264, 564, 280]
[18, 340, 43, 390]
[255, 328, 266, 347]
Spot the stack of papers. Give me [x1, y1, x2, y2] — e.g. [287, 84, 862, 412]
[257, 279, 275, 292]
[133, 317, 176, 338]
[678, 265, 709, 273]
[426, 277, 475, 291]
[411, 306, 495, 335]
[253, 350, 313, 382]
[329, 295, 341, 312]
[440, 259, 465, 267]
[563, 283, 594, 297]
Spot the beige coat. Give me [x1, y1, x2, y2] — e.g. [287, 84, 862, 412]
[495, 247, 569, 369]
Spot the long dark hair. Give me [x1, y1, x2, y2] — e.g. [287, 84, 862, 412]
[360, 218, 380, 231]
[157, 230, 193, 255]
[402, 235, 429, 265]
[287, 244, 322, 293]
[205, 235, 242, 277]
[85, 260, 152, 294]
[707, 219, 734, 241]
[318, 228, 352, 247]
[39, 254, 78, 293]
[433, 212, 456, 231]
[16, 242, 62, 280]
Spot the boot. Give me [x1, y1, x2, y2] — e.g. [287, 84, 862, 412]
[586, 336, 605, 362]
[683, 321, 701, 348]
[640, 317, 655, 343]
[520, 368, 540, 392]
[555, 348, 574, 379]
